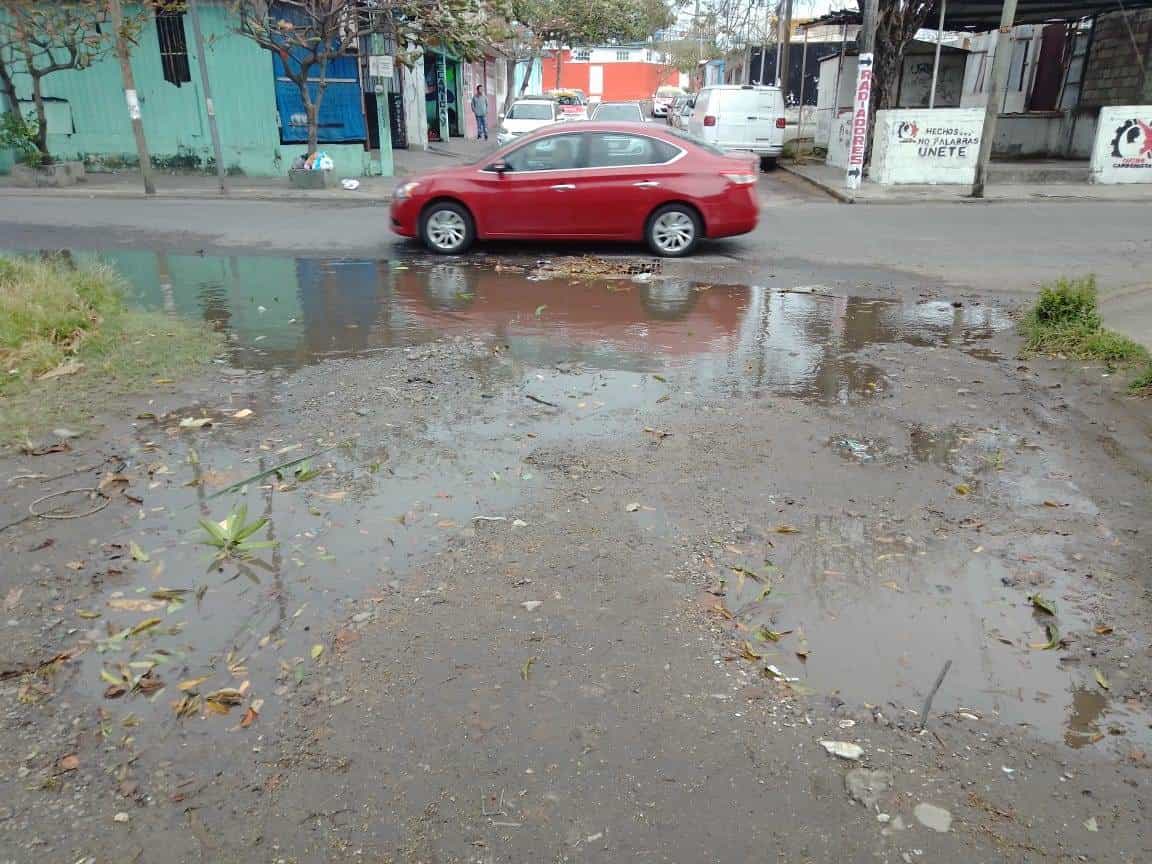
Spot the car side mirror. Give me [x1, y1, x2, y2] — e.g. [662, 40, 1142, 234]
[488, 160, 508, 175]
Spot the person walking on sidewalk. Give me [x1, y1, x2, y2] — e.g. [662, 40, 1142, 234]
[471, 85, 489, 141]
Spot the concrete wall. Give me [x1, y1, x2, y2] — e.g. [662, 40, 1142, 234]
[4, 1, 380, 177]
[826, 112, 851, 168]
[871, 108, 984, 185]
[540, 51, 679, 102]
[1090, 105, 1152, 183]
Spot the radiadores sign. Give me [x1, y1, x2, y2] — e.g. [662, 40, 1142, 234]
[845, 53, 873, 190]
[1090, 106, 1152, 184]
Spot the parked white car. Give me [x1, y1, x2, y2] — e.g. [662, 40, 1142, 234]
[687, 85, 786, 170]
[496, 99, 560, 145]
[590, 101, 646, 123]
[652, 85, 685, 118]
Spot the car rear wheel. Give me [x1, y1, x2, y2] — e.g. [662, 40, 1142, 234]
[646, 205, 701, 257]
[420, 202, 474, 255]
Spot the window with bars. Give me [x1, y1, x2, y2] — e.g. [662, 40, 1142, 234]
[156, 7, 191, 87]
[616, 50, 631, 62]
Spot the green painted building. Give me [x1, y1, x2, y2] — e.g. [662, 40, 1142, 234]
[3, 1, 393, 177]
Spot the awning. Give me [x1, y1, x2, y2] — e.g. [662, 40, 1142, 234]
[804, 1, 1152, 30]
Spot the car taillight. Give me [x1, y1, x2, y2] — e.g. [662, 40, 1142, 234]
[723, 173, 757, 185]
[704, 115, 716, 127]
[775, 117, 787, 129]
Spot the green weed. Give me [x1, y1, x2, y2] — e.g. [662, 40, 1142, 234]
[199, 503, 276, 559]
[1022, 277, 1149, 380]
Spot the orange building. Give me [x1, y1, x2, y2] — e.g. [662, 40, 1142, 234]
[539, 46, 686, 103]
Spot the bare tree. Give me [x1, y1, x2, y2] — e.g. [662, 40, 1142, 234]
[872, 0, 933, 111]
[0, 0, 112, 161]
[233, 0, 494, 155]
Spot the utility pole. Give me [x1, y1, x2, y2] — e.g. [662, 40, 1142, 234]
[188, 0, 228, 194]
[108, 0, 155, 195]
[859, 0, 879, 53]
[758, 0, 771, 85]
[778, 0, 793, 93]
[928, 0, 947, 109]
[972, 0, 1019, 197]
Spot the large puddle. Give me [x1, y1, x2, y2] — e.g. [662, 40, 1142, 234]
[13, 250, 1148, 754]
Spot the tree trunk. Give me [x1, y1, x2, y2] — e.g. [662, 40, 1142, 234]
[30, 73, 49, 161]
[305, 99, 319, 155]
[0, 56, 17, 115]
[864, 2, 933, 167]
[518, 55, 533, 98]
[307, 55, 330, 156]
[554, 47, 563, 90]
[504, 56, 518, 113]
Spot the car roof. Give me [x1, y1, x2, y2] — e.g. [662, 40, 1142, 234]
[701, 85, 781, 92]
[597, 101, 642, 106]
[522, 121, 676, 137]
[514, 98, 555, 104]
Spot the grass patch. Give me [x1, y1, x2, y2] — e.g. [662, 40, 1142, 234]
[1133, 364, 1152, 394]
[1022, 277, 1150, 388]
[0, 255, 221, 444]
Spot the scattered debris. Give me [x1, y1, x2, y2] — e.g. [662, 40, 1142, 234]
[521, 601, 543, 612]
[1028, 594, 1057, 616]
[845, 769, 892, 808]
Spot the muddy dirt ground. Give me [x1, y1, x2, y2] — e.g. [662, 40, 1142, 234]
[2, 251, 1150, 863]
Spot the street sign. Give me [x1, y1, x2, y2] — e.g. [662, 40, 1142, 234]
[369, 55, 394, 79]
[846, 53, 873, 190]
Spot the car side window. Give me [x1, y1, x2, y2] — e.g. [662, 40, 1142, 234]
[587, 133, 679, 168]
[502, 134, 585, 172]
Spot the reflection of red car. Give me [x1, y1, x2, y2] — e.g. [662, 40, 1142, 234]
[390, 122, 759, 258]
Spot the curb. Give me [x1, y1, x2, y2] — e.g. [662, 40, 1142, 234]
[779, 162, 854, 203]
[0, 186, 394, 204]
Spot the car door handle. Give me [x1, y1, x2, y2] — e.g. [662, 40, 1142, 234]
[551, 183, 575, 190]
[633, 181, 660, 188]
[746, 116, 758, 120]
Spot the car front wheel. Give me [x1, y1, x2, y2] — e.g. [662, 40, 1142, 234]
[646, 204, 701, 257]
[420, 202, 474, 255]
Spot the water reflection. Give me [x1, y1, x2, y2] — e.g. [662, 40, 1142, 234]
[80, 251, 1010, 404]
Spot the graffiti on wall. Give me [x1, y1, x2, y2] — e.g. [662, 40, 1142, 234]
[1090, 106, 1152, 184]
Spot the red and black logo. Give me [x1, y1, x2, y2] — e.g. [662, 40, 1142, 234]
[897, 121, 919, 143]
[1110, 118, 1152, 161]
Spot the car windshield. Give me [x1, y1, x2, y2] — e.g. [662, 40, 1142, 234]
[595, 104, 642, 121]
[553, 94, 583, 105]
[508, 103, 553, 120]
[656, 87, 682, 98]
[665, 126, 730, 158]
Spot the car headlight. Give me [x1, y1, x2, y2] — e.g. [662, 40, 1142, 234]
[395, 181, 421, 200]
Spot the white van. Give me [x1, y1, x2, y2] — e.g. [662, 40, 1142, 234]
[687, 85, 786, 170]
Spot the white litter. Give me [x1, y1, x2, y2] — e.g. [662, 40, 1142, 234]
[341, 178, 360, 191]
[820, 740, 864, 761]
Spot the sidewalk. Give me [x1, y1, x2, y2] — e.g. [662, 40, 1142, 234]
[0, 137, 498, 203]
[783, 159, 1152, 204]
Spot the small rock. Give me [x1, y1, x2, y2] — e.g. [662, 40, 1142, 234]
[820, 740, 863, 761]
[1084, 816, 1099, 832]
[512, 519, 528, 528]
[351, 612, 371, 624]
[521, 600, 543, 612]
[845, 768, 893, 808]
[113, 812, 130, 823]
[913, 802, 952, 833]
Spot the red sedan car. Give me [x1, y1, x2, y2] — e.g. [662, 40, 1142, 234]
[390, 122, 759, 257]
